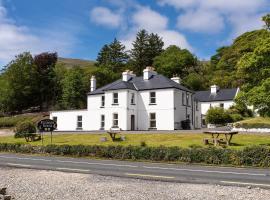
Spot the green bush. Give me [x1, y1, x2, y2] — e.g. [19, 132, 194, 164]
[230, 114, 244, 122]
[0, 143, 269, 167]
[206, 107, 233, 125]
[14, 121, 36, 138]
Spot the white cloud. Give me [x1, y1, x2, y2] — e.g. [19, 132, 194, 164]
[90, 7, 122, 28]
[0, 2, 77, 65]
[132, 6, 168, 31]
[177, 9, 224, 33]
[159, 0, 268, 37]
[120, 6, 192, 51]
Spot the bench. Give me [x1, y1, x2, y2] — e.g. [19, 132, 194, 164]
[24, 133, 41, 142]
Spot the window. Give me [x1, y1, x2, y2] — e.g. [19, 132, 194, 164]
[149, 92, 156, 104]
[77, 115, 82, 130]
[131, 93, 135, 105]
[113, 93, 118, 104]
[100, 115, 105, 129]
[149, 113, 156, 128]
[186, 94, 190, 106]
[220, 103, 224, 108]
[182, 92, 186, 105]
[101, 96, 105, 107]
[113, 113, 118, 127]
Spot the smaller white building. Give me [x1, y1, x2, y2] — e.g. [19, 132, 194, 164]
[195, 85, 239, 126]
[50, 67, 201, 131]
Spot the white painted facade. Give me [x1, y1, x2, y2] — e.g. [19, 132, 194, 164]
[201, 100, 234, 115]
[50, 68, 201, 131]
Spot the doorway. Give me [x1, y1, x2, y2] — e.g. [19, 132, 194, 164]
[131, 115, 135, 131]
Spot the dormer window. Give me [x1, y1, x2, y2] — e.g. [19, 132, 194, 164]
[113, 93, 118, 105]
[131, 93, 135, 105]
[101, 96, 105, 108]
[149, 92, 156, 104]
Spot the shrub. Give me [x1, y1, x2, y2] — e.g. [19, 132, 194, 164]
[0, 143, 269, 167]
[206, 107, 233, 125]
[14, 121, 36, 138]
[230, 114, 243, 122]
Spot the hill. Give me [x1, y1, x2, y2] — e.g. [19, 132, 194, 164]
[57, 58, 96, 69]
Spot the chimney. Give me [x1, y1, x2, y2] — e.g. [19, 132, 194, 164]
[90, 76, 96, 92]
[210, 85, 219, 95]
[122, 70, 136, 82]
[143, 66, 157, 80]
[171, 76, 181, 84]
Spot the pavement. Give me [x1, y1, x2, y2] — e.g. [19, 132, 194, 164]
[0, 153, 269, 189]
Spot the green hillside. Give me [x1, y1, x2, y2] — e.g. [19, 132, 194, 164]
[57, 57, 96, 69]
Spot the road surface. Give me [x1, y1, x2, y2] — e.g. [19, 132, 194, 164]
[0, 153, 269, 188]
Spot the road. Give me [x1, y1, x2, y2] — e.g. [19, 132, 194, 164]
[0, 153, 269, 188]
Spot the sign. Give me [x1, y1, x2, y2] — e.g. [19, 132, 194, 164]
[37, 119, 57, 132]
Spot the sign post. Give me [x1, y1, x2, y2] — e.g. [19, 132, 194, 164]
[37, 119, 57, 145]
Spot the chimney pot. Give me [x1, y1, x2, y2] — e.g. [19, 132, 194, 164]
[90, 76, 96, 92]
[211, 85, 219, 95]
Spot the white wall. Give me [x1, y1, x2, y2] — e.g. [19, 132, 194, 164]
[50, 110, 88, 131]
[201, 101, 234, 115]
[50, 88, 200, 131]
[137, 89, 175, 130]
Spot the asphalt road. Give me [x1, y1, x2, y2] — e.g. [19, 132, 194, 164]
[0, 153, 269, 188]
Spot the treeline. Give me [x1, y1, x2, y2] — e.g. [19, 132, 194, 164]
[0, 14, 270, 116]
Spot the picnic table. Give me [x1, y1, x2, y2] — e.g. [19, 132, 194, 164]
[107, 127, 121, 141]
[203, 130, 238, 146]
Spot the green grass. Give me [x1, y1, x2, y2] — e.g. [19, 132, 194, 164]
[236, 117, 270, 129]
[1, 133, 270, 150]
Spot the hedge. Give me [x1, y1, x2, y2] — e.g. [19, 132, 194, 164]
[235, 122, 270, 129]
[0, 143, 269, 167]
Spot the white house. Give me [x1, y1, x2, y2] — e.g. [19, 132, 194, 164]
[50, 67, 202, 131]
[194, 85, 239, 126]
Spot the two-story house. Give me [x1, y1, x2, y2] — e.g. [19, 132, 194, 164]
[194, 85, 239, 126]
[50, 67, 201, 131]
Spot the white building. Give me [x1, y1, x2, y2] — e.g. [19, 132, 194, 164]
[194, 85, 239, 126]
[50, 67, 202, 131]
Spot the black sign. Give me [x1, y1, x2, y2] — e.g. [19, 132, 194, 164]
[37, 119, 57, 132]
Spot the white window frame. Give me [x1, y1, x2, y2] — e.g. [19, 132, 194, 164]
[149, 92, 156, 104]
[112, 113, 119, 128]
[77, 115, 83, 130]
[186, 93, 190, 106]
[131, 93, 135, 105]
[149, 113, 156, 129]
[100, 115, 105, 129]
[101, 96, 105, 107]
[113, 93, 118, 104]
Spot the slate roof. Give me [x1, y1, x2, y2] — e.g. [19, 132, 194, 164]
[88, 74, 194, 95]
[194, 88, 238, 102]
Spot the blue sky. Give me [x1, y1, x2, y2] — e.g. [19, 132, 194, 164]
[0, 0, 269, 67]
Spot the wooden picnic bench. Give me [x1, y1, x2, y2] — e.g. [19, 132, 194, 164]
[203, 131, 238, 146]
[107, 127, 121, 141]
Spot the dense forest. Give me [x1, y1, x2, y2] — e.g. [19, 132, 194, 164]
[0, 14, 270, 116]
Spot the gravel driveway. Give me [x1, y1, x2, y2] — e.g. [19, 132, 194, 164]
[0, 167, 269, 200]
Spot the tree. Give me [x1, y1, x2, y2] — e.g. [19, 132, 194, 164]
[129, 30, 164, 75]
[60, 67, 88, 109]
[237, 37, 270, 90]
[246, 78, 270, 117]
[153, 45, 197, 78]
[183, 72, 205, 91]
[93, 67, 121, 89]
[0, 52, 38, 112]
[262, 13, 270, 30]
[96, 38, 129, 73]
[34, 52, 58, 110]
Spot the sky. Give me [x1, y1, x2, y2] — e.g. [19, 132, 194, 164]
[0, 0, 269, 67]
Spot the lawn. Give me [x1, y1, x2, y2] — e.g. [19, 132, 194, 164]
[0, 133, 270, 150]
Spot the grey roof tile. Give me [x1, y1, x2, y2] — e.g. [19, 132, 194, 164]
[88, 74, 194, 95]
[194, 88, 238, 102]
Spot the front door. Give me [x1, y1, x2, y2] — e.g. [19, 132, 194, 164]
[131, 115, 135, 130]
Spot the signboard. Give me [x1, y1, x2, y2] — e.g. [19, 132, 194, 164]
[37, 119, 57, 132]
